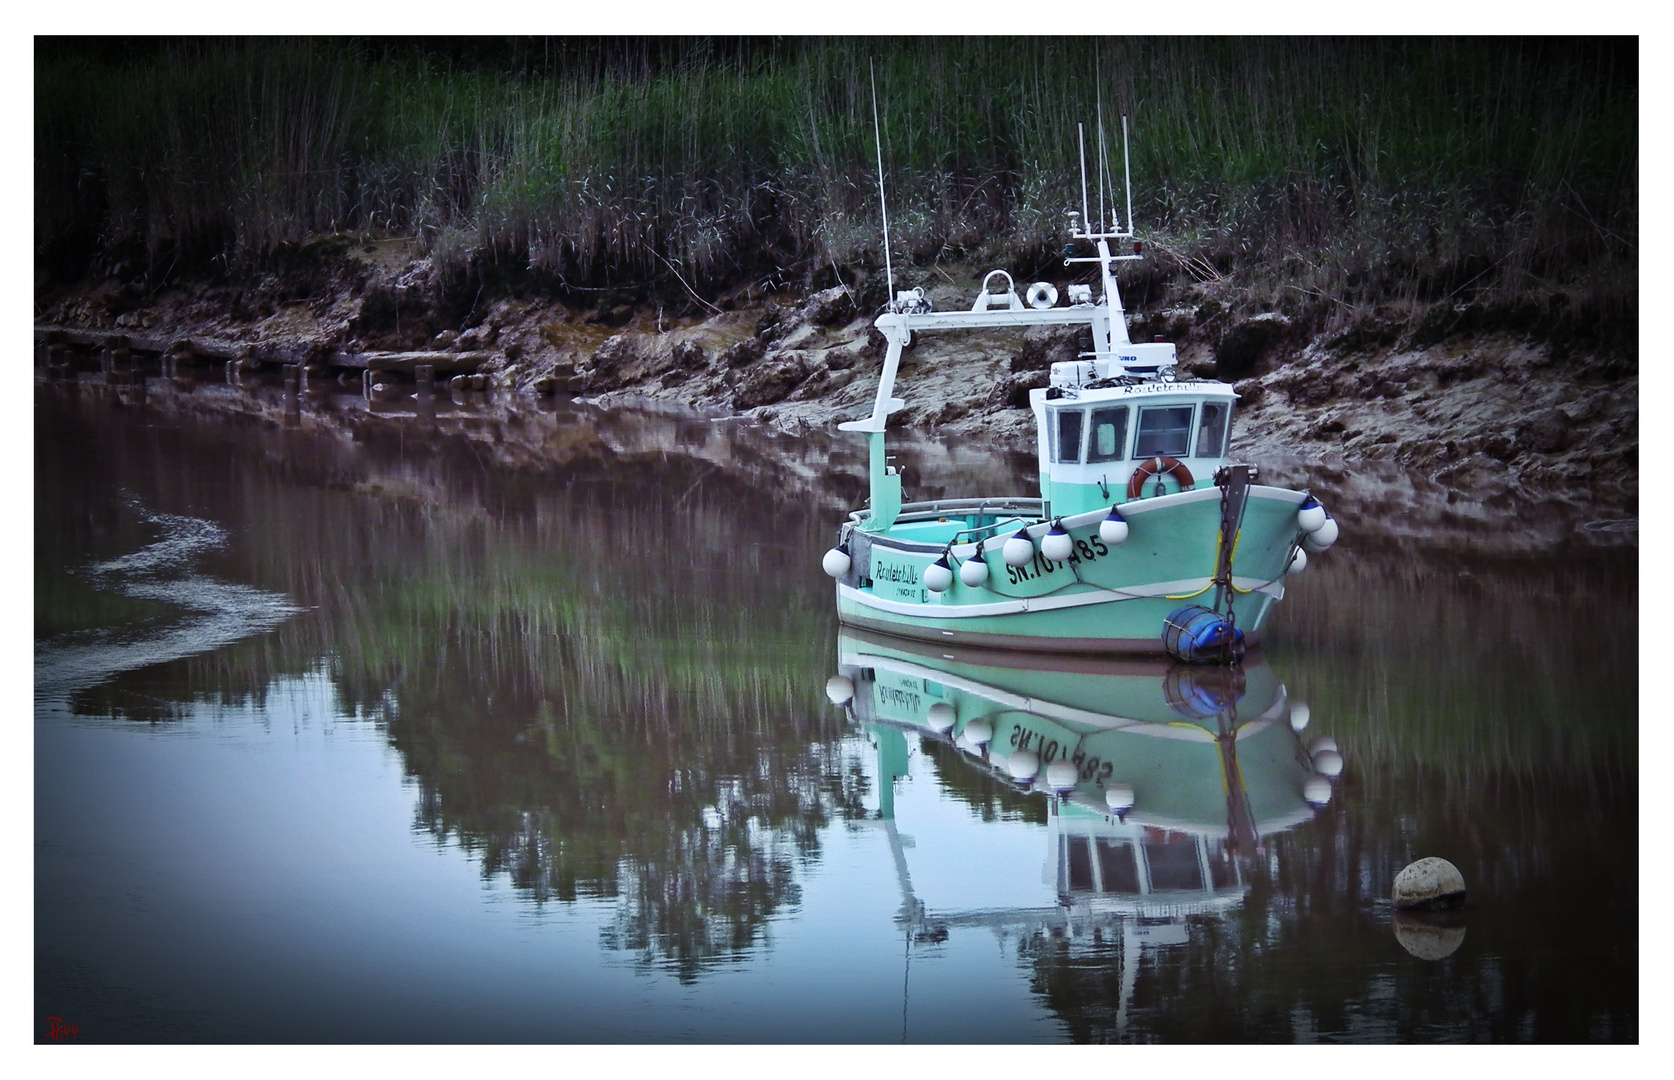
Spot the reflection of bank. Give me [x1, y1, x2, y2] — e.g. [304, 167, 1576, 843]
[831, 629, 1343, 959]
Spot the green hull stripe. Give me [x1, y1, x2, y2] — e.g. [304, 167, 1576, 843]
[838, 575, 1283, 618]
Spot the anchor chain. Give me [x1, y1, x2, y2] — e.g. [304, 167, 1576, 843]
[1215, 480, 1239, 664]
[1211, 465, 1254, 665]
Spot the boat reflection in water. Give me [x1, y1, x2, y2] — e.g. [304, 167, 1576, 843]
[830, 630, 1340, 972]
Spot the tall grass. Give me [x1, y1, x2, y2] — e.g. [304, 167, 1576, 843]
[37, 37, 1636, 318]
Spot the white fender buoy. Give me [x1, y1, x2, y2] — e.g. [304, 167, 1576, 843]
[1303, 776, 1333, 806]
[1308, 736, 1338, 756]
[962, 718, 993, 745]
[923, 556, 953, 593]
[1006, 750, 1040, 781]
[1287, 547, 1308, 574]
[825, 675, 854, 706]
[1104, 782, 1135, 814]
[1002, 528, 1035, 567]
[822, 547, 851, 578]
[1303, 515, 1339, 552]
[1046, 760, 1079, 793]
[1312, 749, 1344, 777]
[1297, 496, 1327, 533]
[959, 554, 989, 587]
[1099, 507, 1129, 545]
[1289, 701, 1312, 731]
[1041, 524, 1074, 562]
[926, 702, 956, 732]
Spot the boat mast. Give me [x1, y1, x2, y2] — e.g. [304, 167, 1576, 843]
[840, 118, 1153, 529]
[871, 62, 894, 309]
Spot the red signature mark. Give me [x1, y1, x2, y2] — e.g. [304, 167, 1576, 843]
[44, 1017, 79, 1041]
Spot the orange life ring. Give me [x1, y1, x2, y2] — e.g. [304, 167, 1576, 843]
[1127, 456, 1195, 499]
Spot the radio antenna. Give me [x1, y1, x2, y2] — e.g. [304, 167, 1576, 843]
[870, 61, 894, 306]
[1122, 114, 1134, 238]
[1077, 122, 1091, 237]
[1097, 108, 1111, 233]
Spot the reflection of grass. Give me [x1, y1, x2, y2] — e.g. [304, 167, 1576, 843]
[1027, 552, 1638, 1042]
[1262, 553, 1636, 788]
[34, 566, 183, 640]
[153, 454, 863, 977]
[919, 738, 1048, 826]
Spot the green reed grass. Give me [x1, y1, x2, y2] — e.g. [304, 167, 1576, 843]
[38, 37, 1635, 319]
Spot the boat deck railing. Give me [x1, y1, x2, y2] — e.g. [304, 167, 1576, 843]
[847, 497, 1045, 542]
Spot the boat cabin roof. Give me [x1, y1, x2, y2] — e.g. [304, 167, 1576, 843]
[1039, 378, 1237, 406]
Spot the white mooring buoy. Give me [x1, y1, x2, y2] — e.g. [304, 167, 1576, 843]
[1392, 857, 1467, 910]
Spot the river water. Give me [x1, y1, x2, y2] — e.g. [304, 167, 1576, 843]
[34, 373, 1637, 1043]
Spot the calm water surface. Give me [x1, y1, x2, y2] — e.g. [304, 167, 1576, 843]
[34, 375, 1637, 1043]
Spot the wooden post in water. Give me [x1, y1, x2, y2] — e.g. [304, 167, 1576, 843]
[47, 342, 69, 379]
[229, 344, 254, 383]
[103, 334, 132, 376]
[38, 329, 63, 368]
[164, 339, 194, 378]
[415, 363, 436, 426]
[283, 365, 302, 427]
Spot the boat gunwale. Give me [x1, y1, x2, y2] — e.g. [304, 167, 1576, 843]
[836, 575, 1285, 621]
[847, 485, 1308, 557]
[834, 609, 1268, 656]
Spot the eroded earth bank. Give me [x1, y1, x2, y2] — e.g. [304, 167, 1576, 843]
[36, 238, 1637, 556]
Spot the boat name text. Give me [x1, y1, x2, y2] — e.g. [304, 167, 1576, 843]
[877, 686, 923, 713]
[873, 559, 919, 585]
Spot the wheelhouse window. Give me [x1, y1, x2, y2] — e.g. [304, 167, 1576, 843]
[1196, 401, 1232, 458]
[1133, 405, 1194, 458]
[1088, 407, 1129, 463]
[1051, 408, 1084, 463]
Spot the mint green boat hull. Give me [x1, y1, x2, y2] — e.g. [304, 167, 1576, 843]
[834, 485, 1307, 654]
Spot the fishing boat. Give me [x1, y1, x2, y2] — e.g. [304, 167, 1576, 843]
[821, 126, 1339, 659]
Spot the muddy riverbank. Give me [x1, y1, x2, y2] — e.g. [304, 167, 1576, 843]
[35, 238, 1637, 555]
